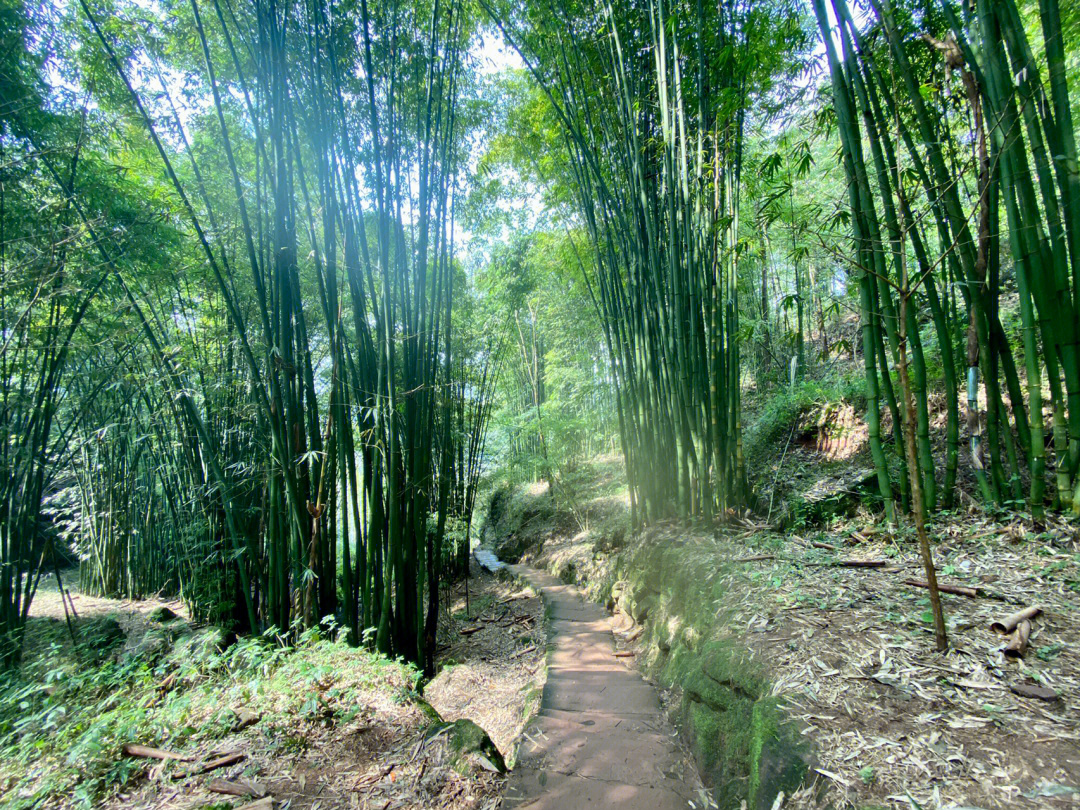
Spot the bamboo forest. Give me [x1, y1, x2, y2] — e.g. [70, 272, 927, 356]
[1, 0, 1079, 808]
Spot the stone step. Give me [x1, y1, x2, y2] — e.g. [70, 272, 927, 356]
[505, 563, 704, 810]
[504, 767, 691, 810]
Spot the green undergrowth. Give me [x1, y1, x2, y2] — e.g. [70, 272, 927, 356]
[0, 615, 418, 809]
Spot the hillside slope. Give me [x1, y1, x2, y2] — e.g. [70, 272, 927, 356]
[482, 460, 1080, 809]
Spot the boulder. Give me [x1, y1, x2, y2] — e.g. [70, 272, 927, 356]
[444, 718, 506, 774]
[148, 606, 178, 623]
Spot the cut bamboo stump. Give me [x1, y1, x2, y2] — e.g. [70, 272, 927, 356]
[991, 606, 1042, 634]
[1004, 619, 1031, 658]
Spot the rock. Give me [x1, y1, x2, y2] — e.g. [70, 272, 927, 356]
[414, 698, 444, 723]
[747, 704, 812, 810]
[1011, 682, 1060, 701]
[148, 606, 178, 623]
[437, 718, 506, 774]
[232, 708, 262, 730]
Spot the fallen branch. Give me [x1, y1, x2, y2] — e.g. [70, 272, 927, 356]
[178, 752, 245, 778]
[497, 593, 529, 604]
[613, 651, 635, 658]
[811, 541, 840, 551]
[510, 644, 536, 659]
[235, 798, 273, 810]
[991, 605, 1042, 634]
[459, 626, 483, 636]
[207, 778, 266, 798]
[904, 579, 978, 598]
[735, 554, 774, 563]
[500, 615, 534, 627]
[122, 744, 194, 762]
[804, 558, 889, 568]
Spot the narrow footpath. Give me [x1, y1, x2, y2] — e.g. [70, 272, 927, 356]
[500, 561, 705, 809]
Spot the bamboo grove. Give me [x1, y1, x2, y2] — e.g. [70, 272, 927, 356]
[0, 0, 501, 671]
[4, 0, 1080, 668]
[486, 0, 809, 525]
[813, 0, 1080, 522]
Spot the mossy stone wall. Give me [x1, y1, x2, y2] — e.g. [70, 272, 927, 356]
[611, 533, 813, 809]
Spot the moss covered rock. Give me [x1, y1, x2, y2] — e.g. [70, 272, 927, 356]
[439, 718, 506, 774]
[749, 703, 815, 810]
[148, 605, 178, 623]
[609, 531, 814, 809]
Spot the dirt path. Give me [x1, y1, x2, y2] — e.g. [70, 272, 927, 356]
[427, 564, 547, 757]
[504, 563, 705, 810]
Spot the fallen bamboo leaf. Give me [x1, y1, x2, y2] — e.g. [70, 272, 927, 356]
[814, 767, 851, 787]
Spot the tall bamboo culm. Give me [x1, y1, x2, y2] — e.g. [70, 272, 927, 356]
[487, 0, 806, 524]
[75, 0, 474, 671]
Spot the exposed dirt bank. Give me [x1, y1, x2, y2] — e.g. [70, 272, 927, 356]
[425, 564, 547, 761]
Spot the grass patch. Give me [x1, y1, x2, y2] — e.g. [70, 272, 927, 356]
[0, 619, 418, 809]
